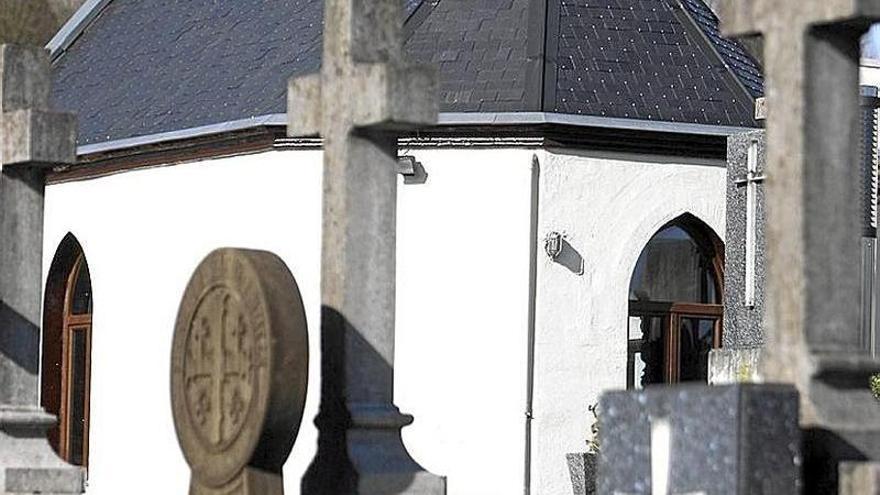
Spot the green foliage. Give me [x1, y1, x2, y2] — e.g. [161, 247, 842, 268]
[871, 374, 880, 402]
[587, 403, 600, 454]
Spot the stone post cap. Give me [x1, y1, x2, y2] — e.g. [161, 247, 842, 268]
[0, 0, 83, 46]
[719, 0, 880, 37]
[1, 109, 77, 167]
[287, 62, 439, 137]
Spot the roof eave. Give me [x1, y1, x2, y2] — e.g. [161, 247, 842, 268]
[74, 111, 758, 157]
[47, 0, 114, 60]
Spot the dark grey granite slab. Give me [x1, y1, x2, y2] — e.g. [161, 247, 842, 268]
[598, 384, 801, 495]
[723, 130, 766, 349]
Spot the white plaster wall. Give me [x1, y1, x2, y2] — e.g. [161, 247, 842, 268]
[530, 149, 726, 495]
[42, 147, 534, 495]
[396, 148, 533, 495]
[861, 59, 880, 88]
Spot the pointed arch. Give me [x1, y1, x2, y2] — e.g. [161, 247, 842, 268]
[41, 233, 93, 468]
[626, 214, 725, 389]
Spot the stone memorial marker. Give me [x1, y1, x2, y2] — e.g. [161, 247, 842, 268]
[723, 130, 766, 351]
[0, 5, 81, 494]
[171, 248, 309, 495]
[719, 1, 880, 489]
[287, 0, 445, 493]
[709, 131, 767, 385]
[598, 385, 801, 495]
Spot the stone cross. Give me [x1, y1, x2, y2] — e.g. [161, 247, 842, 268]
[287, 0, 444, 493]
[721, 0, 880, 486]
[733, 139, 764, 309]
[0, 7, 81, 494]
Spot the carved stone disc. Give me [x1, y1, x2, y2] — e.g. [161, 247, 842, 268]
[171, 248, 308, 489]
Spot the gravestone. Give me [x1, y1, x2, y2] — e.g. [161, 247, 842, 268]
[287, 0, 445, 493]
[0, 6, 81, 494]
[723, 131, 766, 350]
[171, 248, 309, 495]
[719, 0, 880, 491]
[598, 385, 801, 495]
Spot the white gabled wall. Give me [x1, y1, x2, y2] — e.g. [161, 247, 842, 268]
[530, 148, 726, 495]
[42, 147, 534, 495]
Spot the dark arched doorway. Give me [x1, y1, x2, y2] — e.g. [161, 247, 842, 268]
[41, 233, 93, 468]
[627, 214, 724, 389]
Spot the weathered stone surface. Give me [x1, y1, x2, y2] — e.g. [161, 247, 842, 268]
[0, 409, 83, 494]
[598, 384, 801, 495]
[0, 0, 83, 46]
[0, 11, 82, 491]
[708, 348, 763, 385]
[0, 45, 76, 168]
[287, 0, 444, 493]
[719, 0, 880, 410]
[720, 1, 880, 490]
[840, 462, 880, 494]
[723, 130, 766, 349]
[566, 452, 597, 495]
[171, 248, 308, 495]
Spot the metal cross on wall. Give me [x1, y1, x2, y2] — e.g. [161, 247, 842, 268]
[733, 139, 765, 308]
[287, 0, 445, 493]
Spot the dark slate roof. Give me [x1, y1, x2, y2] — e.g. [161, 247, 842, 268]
[52, 0, 323, 146]
[552, 0, 758, 126]
[679, 0, 763, 97]
[404, 0, 531, 112]
[51, 0, 763, 148]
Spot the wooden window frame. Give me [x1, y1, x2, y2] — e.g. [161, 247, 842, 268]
[628, 301, 722, 387]
[57, 253, 92, 468]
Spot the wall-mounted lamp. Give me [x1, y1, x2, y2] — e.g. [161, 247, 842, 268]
[545, 232, 563, 260]
[398, 155, 428, 185]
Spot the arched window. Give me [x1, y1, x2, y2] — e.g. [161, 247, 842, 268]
[41, 234, 93, 468]
[627, 215, 724, 389]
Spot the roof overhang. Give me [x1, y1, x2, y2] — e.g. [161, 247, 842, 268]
[75, 112, 758, 157]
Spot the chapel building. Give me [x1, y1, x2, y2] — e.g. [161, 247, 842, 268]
[36, 0, 789, 493]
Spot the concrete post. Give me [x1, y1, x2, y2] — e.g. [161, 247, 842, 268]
[287, 0, 445, 493]
[0, 9, 80, 492]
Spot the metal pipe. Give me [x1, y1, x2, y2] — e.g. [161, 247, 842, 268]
[524, 154, 540, 495]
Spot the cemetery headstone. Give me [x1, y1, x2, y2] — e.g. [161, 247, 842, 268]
[723, 130, 766, 350]
[171, 249, 309, 495]
[287, 0, 445, 493]
[719, 0, 880, 490]
[0, 6, 81, 494]
[598, 384, 801, 495]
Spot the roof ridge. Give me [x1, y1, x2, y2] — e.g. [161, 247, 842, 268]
[670, 0, 757, 120]
[47, 0, 114, 61]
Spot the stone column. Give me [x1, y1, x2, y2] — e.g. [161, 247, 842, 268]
[721, 0, 880, 490]
[0, 10, 81, 492]
[288, 0, 445, 493]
